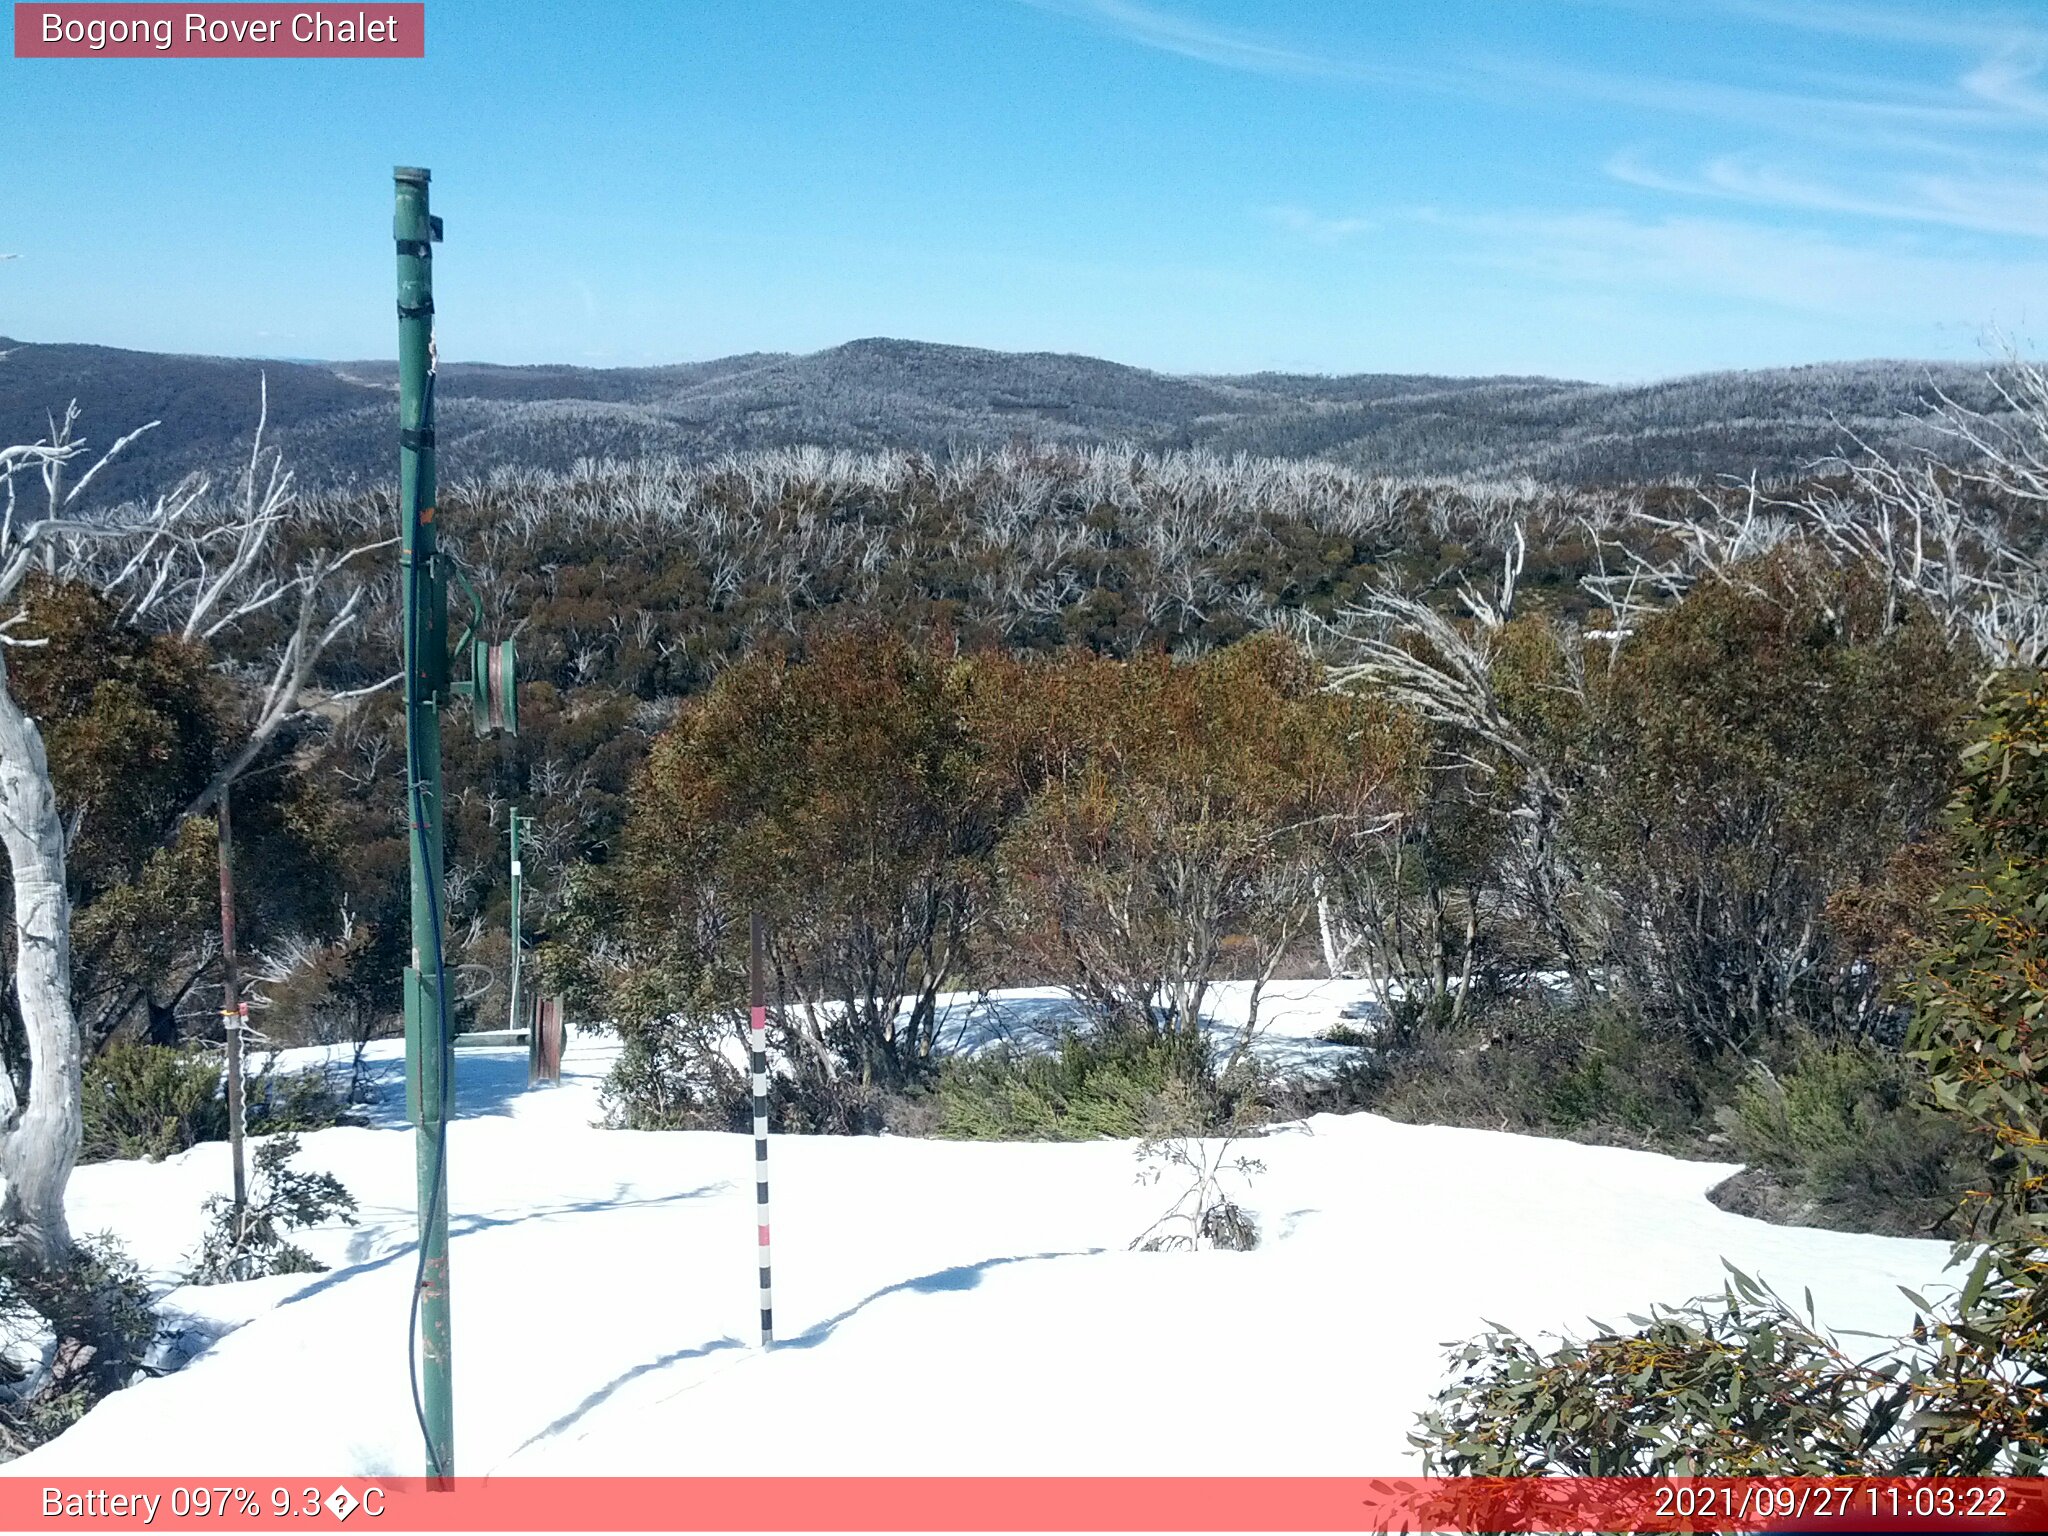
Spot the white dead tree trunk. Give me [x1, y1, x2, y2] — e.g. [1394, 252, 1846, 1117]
[0, 383, 388, 1272]
[0, 426, 180, 1271]
[0, 666, 78, 1271]
[1314, 875, 1356, 979]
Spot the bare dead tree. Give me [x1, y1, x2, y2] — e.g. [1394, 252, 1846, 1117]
[90, 380, 399, 817]
[1320, 529, 1540, 780]
[1579, 367, 2048, 667]
[0, 420, 169, 1271]
[0, 385, 388, 1274]
[1312, 526, 1593, 1005]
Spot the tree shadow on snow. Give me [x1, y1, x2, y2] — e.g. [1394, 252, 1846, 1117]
[282, 1184, 728, 1307]
[506, 1332, 749, 1457]
[343, 1046, 542, 1130]
[496, 1250, 1102, 1460]
[776, 1248, 1104, 1351]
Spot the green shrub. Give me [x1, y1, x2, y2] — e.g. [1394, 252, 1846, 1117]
[934, 1026, 1230, 1141]
[1413, 1263, 1933, 1474]
[1720, 1036, 1980, 1235]
[1360, 997, 1734, 1153]
[1575, 551, 1969, 1050]
[81, 1043, 356, 1165]
[1415, 1249, 2048, 1473]
[1908, 669, 2048, 1234]
[599, 1018, 890, 1136]
[242, 1056, 354, 1136]
[598, 1018, 747, 1132]
[0, 1234, 158, 1458]
[1412, 671, 2048, 1474]
[80, 1043, 227, 1163]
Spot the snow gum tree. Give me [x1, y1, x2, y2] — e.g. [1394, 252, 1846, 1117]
[1909, 669, 2048, 1234]
[1576, 549, 1970, 1050]
[1416, 670, 2048, 1473]
[977, 634, 1417, 1047]
[584, 624, 1000, 1118]
[0, 425, 168, 1273]
[0, 397, 373, 1289]
[6, 578, 221, 1055]
[0, 653, 80, 1273]
[567, 628, 1416, 1129]
[1323, 533, 1974, 1056]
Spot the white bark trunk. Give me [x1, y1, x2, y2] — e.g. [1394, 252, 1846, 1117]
[1315, 885, 1353, 979]
[0, 665, 79, 1273]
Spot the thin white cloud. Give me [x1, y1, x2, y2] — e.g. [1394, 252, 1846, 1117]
[1048, 0, 2048, 339]
[1708, 5, 2048, 131]
[1493, 53, 2017, 138]
[1700, 0, 2038, 51]
[1403, 205, 2045, 324]
[1263, 205, 1373, 243]
[1963, 42, 2048, 117]
[1023, 0, 2035, 148]
[1607, 150, 2048, 239]
[1016, 0, 1400, 84]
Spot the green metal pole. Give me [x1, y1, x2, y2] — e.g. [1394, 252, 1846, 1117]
[395, 164, 454, 1485]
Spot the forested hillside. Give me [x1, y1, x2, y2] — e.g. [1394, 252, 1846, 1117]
[0, 335, 2010, 502]
[7, 332, 2048, 1471]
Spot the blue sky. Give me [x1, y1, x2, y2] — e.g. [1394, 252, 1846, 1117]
[2, 0, 2044, 381]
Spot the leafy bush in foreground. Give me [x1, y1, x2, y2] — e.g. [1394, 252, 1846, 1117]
[1416, 1249, 2048, 1474]
[1907, 671, 2048, 1233]
[1413, 671, 2048, 1473]
[1416, 1267, 1912, 1474]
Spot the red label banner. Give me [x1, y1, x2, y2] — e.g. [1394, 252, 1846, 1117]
[12, 4, 423, 57]
[1, 1477, 2045, 1532]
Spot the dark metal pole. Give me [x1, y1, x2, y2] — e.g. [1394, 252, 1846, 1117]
[395, 164, 454, 1484]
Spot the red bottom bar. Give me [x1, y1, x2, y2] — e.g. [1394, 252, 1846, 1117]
[5, 1477, 2046, 1532]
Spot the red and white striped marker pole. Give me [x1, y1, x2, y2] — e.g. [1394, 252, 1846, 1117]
[749, 913, 774, 1348]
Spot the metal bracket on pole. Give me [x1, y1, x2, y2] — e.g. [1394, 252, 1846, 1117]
[446, 558, 519, 738]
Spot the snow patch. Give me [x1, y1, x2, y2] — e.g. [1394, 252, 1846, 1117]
[15, 989, 1954, 1475]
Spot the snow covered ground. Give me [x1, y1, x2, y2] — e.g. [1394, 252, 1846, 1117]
[13, 984, 1957, 1477]
[930, 976, 1384, 1076]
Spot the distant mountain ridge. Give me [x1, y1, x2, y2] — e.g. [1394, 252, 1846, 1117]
[0, 334, 2007, 501]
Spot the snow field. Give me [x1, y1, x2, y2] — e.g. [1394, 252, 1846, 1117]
[12, 986, 1956, 1477]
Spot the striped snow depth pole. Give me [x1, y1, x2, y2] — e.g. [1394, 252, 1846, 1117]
[749, 912, 774, 1347]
